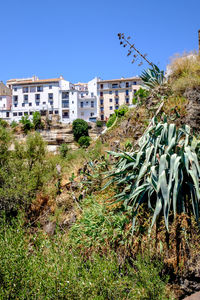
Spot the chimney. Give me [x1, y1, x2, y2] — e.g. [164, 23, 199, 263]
[199, 30, 200, 53]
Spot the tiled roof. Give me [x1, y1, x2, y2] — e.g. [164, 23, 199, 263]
[7, 78, 62, 85]
[99, 77, 140, 83]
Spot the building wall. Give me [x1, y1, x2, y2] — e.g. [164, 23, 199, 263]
[97, 78, 142, 120]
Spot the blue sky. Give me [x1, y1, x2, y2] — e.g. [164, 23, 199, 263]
[1, 0, 199, 83]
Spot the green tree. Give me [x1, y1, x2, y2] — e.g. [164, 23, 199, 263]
[72, 119, 89, 141]
[32, 112, 44, 130]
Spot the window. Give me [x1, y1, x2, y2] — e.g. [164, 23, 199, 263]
[101, 115, 104, 121]
[126, 90, 129, 96]
[6, 112, 9, 118]
[54, 110, 59, 114]
[134, 89, 137, 94]
[115, 99, 119, 104]
[126, 82, 129, 88]
[91, 101, 94, 108]
[14, 104, 17, 107]
[62, 92, 69, 99]
[23, 87, 28, 93]
[91, 92, 94, 97]
[109, 98, 112, 102]
[36, 102, 40, 106]
[30, 112, 33, 115]
[13, 96, 18, 101]
[63, 112, 69, 118]
[24, 95, 28, 101]
[13, 87, 17, 91]
[30, 86, 36, 93]
[90, 112, 94, 116]
[80, 102, 84, 108]
[49, 111, 53, 114]
[62, 100, 69, 108]
[100, 91, 103, 97]
[109, 90, 112, 94]
[37, 86, 43, 92]
[72, 101, 74, 104]
[13, 112, 17, 116]
[49, 101, 53, 106]
[115, 90, 118, 96]
[100, 84, 103, 89]
[49, 85, 52, 89]
[48, 93, 53, 100]
[133, 81, 137, 85]
[115, 105, 119, 110]
[100, 99, 103, 105]
[100, 107, 104, 112]
[18, 112, 23, 116]
[43, 102, 46, 105]
[81, 93, 84, 98]
[110, 106, 113, 110]
[35, 94, 40, 100]
[29, 103, 32, 106]
[112, 83, 118, 88]
[126, 98, 129, 104]
[22, 103, 25, 107]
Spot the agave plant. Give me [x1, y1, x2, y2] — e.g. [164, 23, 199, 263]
[140, 64, 165, 89]
[104, 118, 200, 231]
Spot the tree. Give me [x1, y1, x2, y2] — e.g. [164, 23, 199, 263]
[72, 119, 89, 141]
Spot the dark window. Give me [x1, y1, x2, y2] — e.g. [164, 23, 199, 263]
[91, 92, 94, 97]
[23, 87, 28, 93]
[126, 90, 129, 96]
[13, 112, 17, 116]
[24, 112, 28, 115]
[14, 104, 17, 107]
[90, 112, 94, 116]
[100, 107, 104, 112]
[13, 87, 17, 91]
[109, 90, 112, 94]
[36, 102, 40, 106]
[115, 99, 119, 104]
[30, 112, 33, 115]
[30, 86, 36, 92]
[115, 105, 119, 110]
[35, 94, 40, 100]
[49, 101, 53, 105]
[100, 99, 103, 105]
[63, 111, 69, 118]
[37, 86, 43, 92]
[126, 82, 129, 87]
[109, 98, 112, 102]
[29, 103, 32, 106]
[101, 115, 104, 121]
[54, 110, 59, 114]
[24, 95, 28, 101]
[134, 89, 137, 94]
[115, 90, 118, 96]
[112, 83, 118, 88]
[91, 101, 94, 108]
[80, 102, 84, 108]
[100, 84, 103, 89]
[49, 111, 53, 114]
[49, 85, 52, 89]
[110, 106, 113, 110]
[13, 96, 18, 101]
[6, 112, 9, 118]
[62, 100, 69, 108]
[62, 92, 69, 99]
[126, 98, 129, 104]
[18, 112, 22, 116]
[48, 93, 53, 100]
[22, 103, 25, 107]
[133, 81, 137, 85]
[43, 102, 46, 105]
[100, 91, 103, 97]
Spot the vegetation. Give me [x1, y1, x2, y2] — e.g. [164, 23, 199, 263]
[140, 64, 165, 89]
[59, 143, 69, 158]
[72, 118, 89, 141]
[96, 120, 103, 127]
[106, 105, 129, 128]
[106, 113, 117, 128]
[32, 111, 44, 130]
[132, 87, 150, 105]
[78, 135, 91, 148]
[106, 118, 200, 232]
[20, 115, 33, 133]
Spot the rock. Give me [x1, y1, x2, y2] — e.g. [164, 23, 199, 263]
[184, 87, 200, 131]
[183, 291, 200, 300]
[43, 222, 56, 236]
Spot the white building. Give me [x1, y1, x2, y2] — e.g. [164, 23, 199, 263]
[0, 81, 12, 121]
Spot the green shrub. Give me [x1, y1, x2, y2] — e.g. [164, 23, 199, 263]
[20, 116, 33, 134]
[115, 104, 129, 117]
[106, 118, 200, 231]
[32, 111, 44, 130]
[78, 136, 91, 148]
[59, 143, 69, 158]
[11, 120, 18, 128]
[132, 87, 150, 105]
[96, 120, 103, 127]
[72, 119, 89, 141]
[0, 118, 9, 128]
[106, 113, 116, 128]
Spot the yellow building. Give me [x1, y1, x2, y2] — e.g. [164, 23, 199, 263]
[97, 77, 142, 120]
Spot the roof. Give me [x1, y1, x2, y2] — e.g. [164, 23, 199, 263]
[7, 77, 63, 86]
[98, 77, 140, 83]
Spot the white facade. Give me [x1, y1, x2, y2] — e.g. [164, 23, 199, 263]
[0, 95, 12, 120]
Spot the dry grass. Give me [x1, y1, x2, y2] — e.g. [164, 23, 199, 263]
[168, 51, 200, 94]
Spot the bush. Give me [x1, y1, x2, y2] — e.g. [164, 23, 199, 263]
[115, 104, 129, 117]
[72, 119, 89, 141]
[32, 111, 44, 130]
[78, 136, 91, 148]
[106, 114, 116, 128]
[20, 116, 33, 134]
[96, 120, 103, 127]
[59, 143, 69, 158]
[11, 120, 18, 128]
[0, 118, 9, 128]
[132, 87, 150, 105]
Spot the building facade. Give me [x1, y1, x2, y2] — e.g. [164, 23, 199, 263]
[1, 75, 142, 124]
[97, 77, 142, 121]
